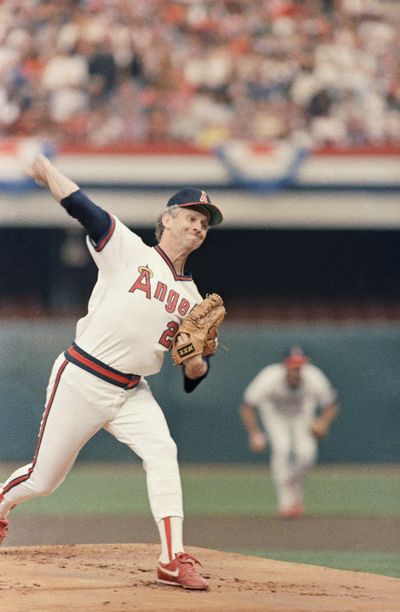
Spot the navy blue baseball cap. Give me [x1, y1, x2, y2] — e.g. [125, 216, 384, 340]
[167, 188, 223, 226]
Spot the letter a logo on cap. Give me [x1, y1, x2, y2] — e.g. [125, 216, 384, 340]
[166, 187, 223, 226]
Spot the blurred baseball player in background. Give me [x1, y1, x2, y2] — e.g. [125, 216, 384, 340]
[0, 153, 224, 591]
[240, 347, 338, 518]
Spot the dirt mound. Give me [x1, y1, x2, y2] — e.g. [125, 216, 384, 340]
[0, 544, 398, 611]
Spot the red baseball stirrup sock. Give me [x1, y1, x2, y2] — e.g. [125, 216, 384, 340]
[157, 516, 184, 563]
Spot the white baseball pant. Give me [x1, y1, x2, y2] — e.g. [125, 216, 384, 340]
[0, 351, 183, 523]
[261, 407, 317, 509]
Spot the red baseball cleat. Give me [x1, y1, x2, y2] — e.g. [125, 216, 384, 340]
[278, 502, 304, 519]
[157, 552, 209, 590]
[0, 519, 8, 544]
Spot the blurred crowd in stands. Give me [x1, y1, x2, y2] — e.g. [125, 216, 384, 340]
[0, 0, 399, 149]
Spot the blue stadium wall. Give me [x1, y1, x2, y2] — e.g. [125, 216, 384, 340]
[1, 227, 400, 312]
[0, 319, 399, 464]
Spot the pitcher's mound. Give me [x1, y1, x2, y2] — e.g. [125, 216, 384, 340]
[0, 543, 398, 611]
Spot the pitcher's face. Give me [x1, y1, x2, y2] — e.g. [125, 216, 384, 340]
[164, 208, 209, 252]
[286, 365, 302, 388]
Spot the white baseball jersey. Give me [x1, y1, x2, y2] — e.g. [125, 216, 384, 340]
[75, 216, 203, 375]
[243, 362, 336, 419]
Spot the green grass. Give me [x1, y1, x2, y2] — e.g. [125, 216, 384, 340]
[1, 463, 398, 517]
[236, 550, 400, 579]
[181, 465, 400, 516]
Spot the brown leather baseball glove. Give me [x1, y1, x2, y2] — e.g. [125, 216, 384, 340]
[171, 293, 226, 366]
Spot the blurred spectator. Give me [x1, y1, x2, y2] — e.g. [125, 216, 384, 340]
[0, 0, 398, 148]
[87, 40, 118, 104]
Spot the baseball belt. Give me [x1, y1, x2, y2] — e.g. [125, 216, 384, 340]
[65, 342, 141, 390]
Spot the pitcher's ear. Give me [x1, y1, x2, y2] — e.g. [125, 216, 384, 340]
[161, 211, 170, 229]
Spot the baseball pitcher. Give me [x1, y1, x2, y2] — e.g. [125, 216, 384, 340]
[0, 154, 226, 591]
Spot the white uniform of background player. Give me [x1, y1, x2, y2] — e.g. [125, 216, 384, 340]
[240, 347, 338, 518]
[0, 154, 223, 590]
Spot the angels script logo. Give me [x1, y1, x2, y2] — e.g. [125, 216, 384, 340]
[128, 266, 191, 316]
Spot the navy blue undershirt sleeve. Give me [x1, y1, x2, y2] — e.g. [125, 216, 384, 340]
[183, 356, 211, 393]
[60, 189, 111, 244]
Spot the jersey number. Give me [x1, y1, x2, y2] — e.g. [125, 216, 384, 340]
[159, 321, 179, 349]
